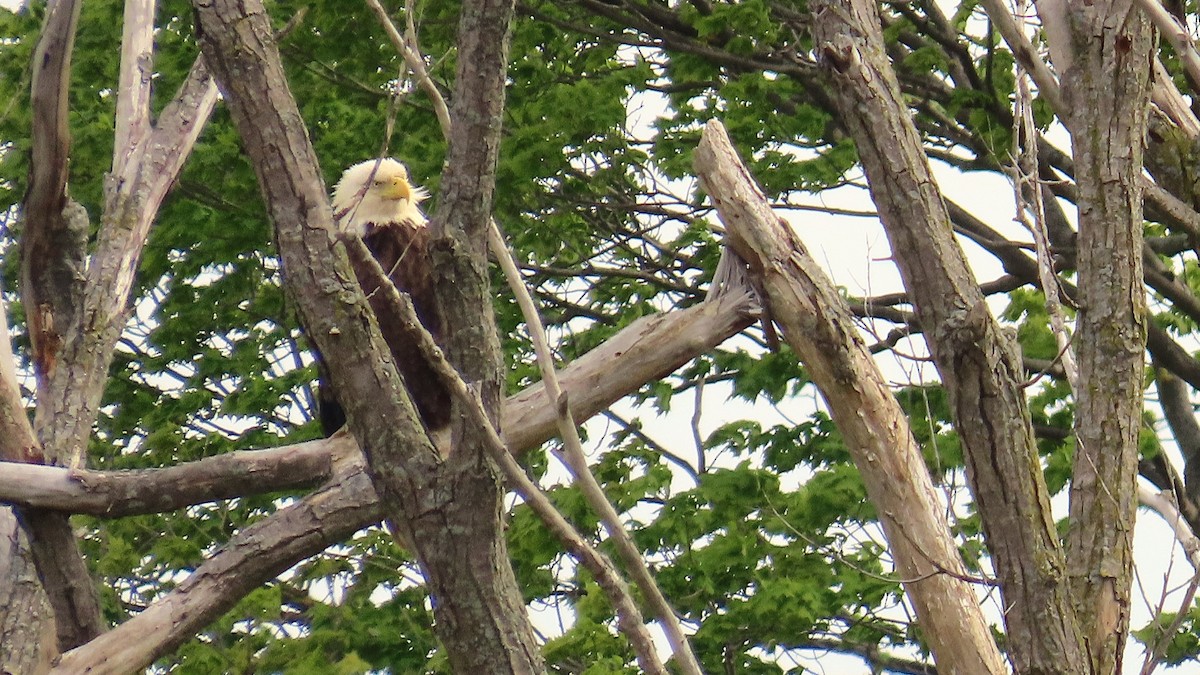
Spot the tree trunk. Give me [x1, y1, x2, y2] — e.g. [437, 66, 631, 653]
[0, 509, 56, 674]
[1058, 5, 1153, 672]
[810, 2, 1087, 672]
[402, 0, 546, 670]
[15, 0, 104, 649]
[8, 0, 219, 650]
[190, 0, 544, 670]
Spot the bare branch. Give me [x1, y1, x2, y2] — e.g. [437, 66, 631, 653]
[341, 234, 669, 673]
[1156, 367, 1200, 514]
[811, 2, 1084, 669]
[22, 0, 85, 395]
[0, 288, 756, 514]
[1150, 58, 1200, 137]
[1144, 175, 1200, 242]
[0, 297, 38, 464]
[1010, 25, 1077, 388]
[1135, 0, 1200, 100]
[0, 442, 335, 517]
[1035, 0, 1074, 77]
[21, 277, 754, 670]
[113, 0, 156, 170]
[505, 290, 756, 449]
[976, 0, 1066, 117]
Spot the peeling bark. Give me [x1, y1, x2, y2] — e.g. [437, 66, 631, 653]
[23, 0, 85, 394]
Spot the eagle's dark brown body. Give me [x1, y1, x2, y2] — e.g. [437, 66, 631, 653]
[355, 221, 451, 433]
[318, 158, 451, 439]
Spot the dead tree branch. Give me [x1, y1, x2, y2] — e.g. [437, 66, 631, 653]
[695, 119, 1006, 675]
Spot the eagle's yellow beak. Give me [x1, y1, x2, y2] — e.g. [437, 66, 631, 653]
[380, 177, 412, 201]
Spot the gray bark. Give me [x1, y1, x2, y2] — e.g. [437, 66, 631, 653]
[12, 0, 218, 650]
[17, 0, 103, 650]
[44, 280, 755, 672]
[0, 510, 55, 675]
[52, 445, 380, 675]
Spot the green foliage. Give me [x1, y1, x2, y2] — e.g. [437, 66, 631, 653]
[894, 385, 965, 475]
[1133, 607, 1200, 667]
[713, 345, 808, 404]
[543, 617, 638, 675]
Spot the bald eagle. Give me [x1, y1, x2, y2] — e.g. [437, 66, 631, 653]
[318, 158, 452, 440]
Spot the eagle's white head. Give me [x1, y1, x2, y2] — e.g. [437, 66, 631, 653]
[332, 158, 430, 236]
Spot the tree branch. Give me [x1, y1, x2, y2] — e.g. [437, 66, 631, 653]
[113, 0, 155, 172]
[34, 51, 219, 470]
[0, 289, 758, 517]
[52, 434, 380, 674]
[489, 224, 697, 674]
[0, 442, 335, 517]
[341, 233, 669, 673]
[976, 0, 1065, 116]
[18, 0, 103, 650]
[19, 279, 755, 672]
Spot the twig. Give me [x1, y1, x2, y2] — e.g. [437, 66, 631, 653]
[690, 374, 706, 474]
[488, 223, 703, 674]
[601, 410, 702, 484]
[364, 0, 452, 141]
[1139, 482, 1200, 674]
[1009, 20, 1078, 390]
[976, 0, 1065, 117]
[1140, 485, 1200, 571]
